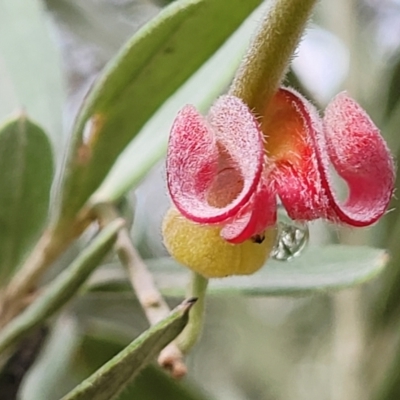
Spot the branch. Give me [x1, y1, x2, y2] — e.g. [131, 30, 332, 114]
[94, 202, 188, 378]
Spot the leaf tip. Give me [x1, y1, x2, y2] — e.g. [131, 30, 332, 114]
[180, 297, 198, 312]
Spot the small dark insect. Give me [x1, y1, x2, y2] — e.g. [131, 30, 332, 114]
[251, 234, 265, 244]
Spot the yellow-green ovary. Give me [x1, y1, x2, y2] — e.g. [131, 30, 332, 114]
[162, 207, 276, 278]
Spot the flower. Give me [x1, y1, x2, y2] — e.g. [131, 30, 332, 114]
[162, 87, 395, 278]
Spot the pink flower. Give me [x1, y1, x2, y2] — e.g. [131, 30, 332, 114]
[166, 87, 395, 245]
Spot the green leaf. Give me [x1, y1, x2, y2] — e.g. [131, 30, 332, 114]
[87, 245, 388, 297]
[145, 245, 388, 296]
[20, 316, 210, 400]
[56, 0, 262, 223]
[0, 115, 53, 284]
[0, 219, 122, 355]
[77, 335, 211, 400]
[61, 299, 194, 400]
[0, 0, 65, 154]
[94, 3, 264, 203]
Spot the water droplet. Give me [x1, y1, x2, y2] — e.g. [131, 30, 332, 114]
[270, 208, 309, 261]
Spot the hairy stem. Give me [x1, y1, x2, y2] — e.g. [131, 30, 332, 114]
[230, 0, 318, 113]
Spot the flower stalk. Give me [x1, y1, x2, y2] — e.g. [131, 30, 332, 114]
[230, 0, 318, 112]
[158, 272, 208, 378]
[176, 271, 208, 353]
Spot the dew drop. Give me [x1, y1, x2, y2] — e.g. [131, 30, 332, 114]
[270, 208, 309, 261]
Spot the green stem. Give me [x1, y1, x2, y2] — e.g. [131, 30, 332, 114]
[157, 272, 207, 377]
[229, 0, 318, 113]
[176, 272, 208, 353]
[0, 227, 72, 328]
[0, 208, 93, 328]
[0, 220, 122, 355]
[93, 203, 174, 326]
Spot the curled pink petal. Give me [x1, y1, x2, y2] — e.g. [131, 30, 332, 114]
[321, 92, 395, 225]
[262, 88, 329, 221]
[265, 88, 395, 226]
[221, 167, 277, 244]
[167, 95, 264, 224]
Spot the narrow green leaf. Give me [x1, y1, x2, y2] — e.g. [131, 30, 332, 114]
[20, 318, 210, 400]
[0, 115, 53, 284]
[0, 0, 65, 154]
[61, 299, 194, 400]
[93, 3, 264, 202]
[56, 0, 262, 223]
[87, 245, 388, 297]
[76, 335, 211, 400]
[145, 246, 388, 296]
[0, 219, 122, 355]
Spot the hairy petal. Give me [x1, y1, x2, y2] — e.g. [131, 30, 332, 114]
[263, 88, 394, 226]
[262, 87, 329, 220]
[167, 96, 264, 224]
[321, 92, 395, 225]
[221, 166, 277, 244]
